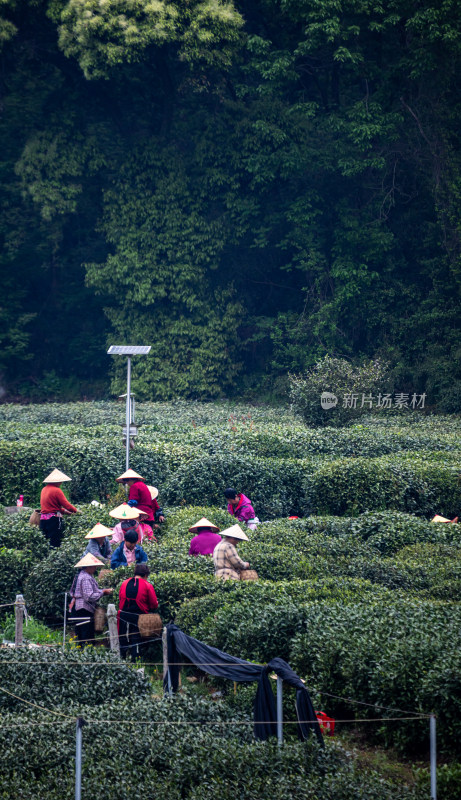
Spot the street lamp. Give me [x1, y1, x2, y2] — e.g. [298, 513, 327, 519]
[107, 345, 151, 471]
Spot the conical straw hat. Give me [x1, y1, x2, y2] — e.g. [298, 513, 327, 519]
[109, 504, 146, 520]
[189, 517, 220, 533]
[74, 553, 104, 568]
[431, 515, 452, 523]
[43, 469, 71, 484]
[220, 524, 249, 541]
[85, 524, 114, 539]
[147, 485, 159, 500]
[116, 469, 144, 483]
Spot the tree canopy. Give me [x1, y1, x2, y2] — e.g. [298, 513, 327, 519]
[0, 0, 460, 406]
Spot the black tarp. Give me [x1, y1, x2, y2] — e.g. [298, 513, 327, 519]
[164, 623, 323, 745]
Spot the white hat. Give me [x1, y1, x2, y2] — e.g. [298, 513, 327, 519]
[220, 524, 249, 541]
[74, 553, 104, 569]
[43, 469, 71, 484]
[116, 469, 144, 483]
[188, 517, 220, 533]
[431, 515, 454, 523]
[109, 504, 147, 520]
[85, 524, 114, 539]
[147, 485, 159, 500]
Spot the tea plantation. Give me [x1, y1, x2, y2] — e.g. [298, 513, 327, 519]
[0, 401, 460, 799]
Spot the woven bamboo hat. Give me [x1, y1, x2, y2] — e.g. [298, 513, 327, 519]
[189, 517, 220, 533]
[43, 469, 71, 484]
[85, 524, 114, 539]
[220, 524, 249, 541]
[116, 469, 144, 483]
[109, 504, 146, 520]
[431, 514, 456, 523]
[147, 485, 159, 500]
[74, 553, 104, 569]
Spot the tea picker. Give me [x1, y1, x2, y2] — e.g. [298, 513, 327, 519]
[39, 469, 79, 547]
[224, 488, 260, 530]
[109, 503, 154, 545]
[188, 517, 222, 556]
[68, 553, 113, 646]
[110, 529, 149, 569]
[213, 524, 251, 581]
[83, 523, 114, 563]
[118, 564, 160, 661]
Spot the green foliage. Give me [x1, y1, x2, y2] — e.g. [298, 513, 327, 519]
[1, 0, 461, 403]
[23, 540, 82, 619]
[303, 454, 461, 517]
[0, 646, 153, 710]
[0, 613, 63, 644]
[415, 762, 461, 800]
[290, 600, 461, 756]
[56, 0, 243, 79]
[0, 514, 49, 607]
[289, 357, 392, 427]
[1, 409, 461, 782]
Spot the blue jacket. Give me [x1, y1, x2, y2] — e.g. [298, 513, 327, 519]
[84, 537, 111, 563]
[110, 542, 148, 570]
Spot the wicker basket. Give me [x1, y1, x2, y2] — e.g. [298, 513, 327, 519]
[138, 613, 162, 639]
[94, 607, 107, 633]
[240, 569, 259, 581]
[28, 510, 41, 527]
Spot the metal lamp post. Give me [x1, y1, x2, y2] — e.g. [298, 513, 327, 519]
[107, 345, 151, 471]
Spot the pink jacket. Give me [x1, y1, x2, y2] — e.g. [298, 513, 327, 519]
[189, 529, 222, 556]
[111, 521, 154, 546]
[227, 493, 256, 523]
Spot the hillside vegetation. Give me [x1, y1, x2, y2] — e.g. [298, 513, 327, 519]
[1, 401, 460, 798]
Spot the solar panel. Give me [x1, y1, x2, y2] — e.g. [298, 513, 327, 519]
[107, 346, 151, 355]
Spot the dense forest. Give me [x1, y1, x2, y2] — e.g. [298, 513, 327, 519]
[0, 0, 460, 406]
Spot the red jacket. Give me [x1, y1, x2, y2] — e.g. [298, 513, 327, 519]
[40, 485, 77, 514]
[118, 576, 158, 614]
[128, 480, 155, 521]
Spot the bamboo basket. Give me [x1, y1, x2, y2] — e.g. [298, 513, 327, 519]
[28, 510, 41, 527]
[94, 607, 107, 633]
[138, 613, 162, 639]
[240, 569, 259, 581]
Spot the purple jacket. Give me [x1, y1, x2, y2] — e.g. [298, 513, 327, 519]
[189, 529, 222, 556]
[227, 493, 255, 523]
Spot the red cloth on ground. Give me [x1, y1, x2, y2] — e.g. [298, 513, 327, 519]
[40, 485, 77, 514]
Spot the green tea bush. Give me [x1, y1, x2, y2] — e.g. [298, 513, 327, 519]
[348, 511, 446, 554]
[289, 600, 461, 755]
[175, 577, 397, 636]
[24, 541, 85, 619]
[159, 505, 235, 538]
[0, 702, 424, 800]
[415, 763, 461, 800]
[163, 452, 308, 517]
[0, 438, 196, 505]
[288, 356, 391, 427]
[0, 516, 49, 608]
[0, 647, 152, 710]
[0, 548, 40, 607]
[389, 543, 461, 600]
[303, 455, 461, 516]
